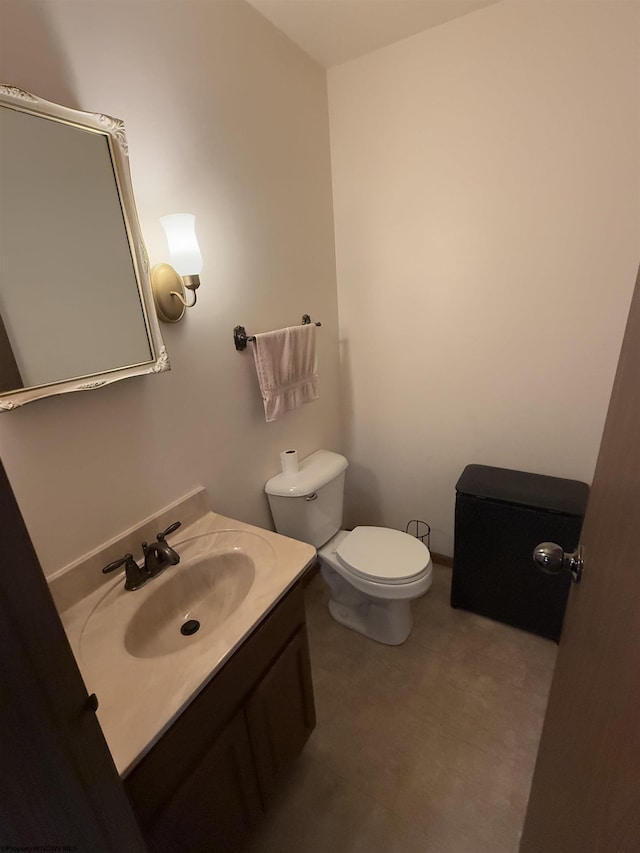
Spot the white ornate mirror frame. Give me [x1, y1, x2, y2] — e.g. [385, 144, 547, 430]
[0, 84, 169, 410]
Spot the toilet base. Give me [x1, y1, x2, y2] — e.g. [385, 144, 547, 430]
[321, 564, 413, 645]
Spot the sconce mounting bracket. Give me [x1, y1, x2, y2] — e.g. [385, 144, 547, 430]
[151, 263, 186, 324]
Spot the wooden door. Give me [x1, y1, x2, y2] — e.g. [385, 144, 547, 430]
[0, 310, 23, 392]
[520, 265, 640, 853]
[0, 460, 146, 851]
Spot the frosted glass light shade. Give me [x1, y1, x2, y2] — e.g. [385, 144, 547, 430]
[160, 214, 203, 275]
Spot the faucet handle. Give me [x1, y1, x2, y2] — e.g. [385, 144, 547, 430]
[102, 553, 148, 591]
[102, 553, 136, 574]
[157, 521, 181, 541]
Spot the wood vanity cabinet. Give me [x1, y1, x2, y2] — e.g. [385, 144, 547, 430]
[124, 579, 316, 853]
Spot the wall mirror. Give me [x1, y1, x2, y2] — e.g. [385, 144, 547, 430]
[0, 84, 168, 410]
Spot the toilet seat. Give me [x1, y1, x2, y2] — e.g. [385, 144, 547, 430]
[336, 526, 430, 585]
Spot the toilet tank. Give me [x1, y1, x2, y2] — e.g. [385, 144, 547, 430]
[265, 450, 348, 547]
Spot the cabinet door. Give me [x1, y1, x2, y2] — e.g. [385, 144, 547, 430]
[246, 625, 316, 805]
[147, 710, 262, 853]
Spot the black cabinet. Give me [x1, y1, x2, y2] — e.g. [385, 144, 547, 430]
[451, 465, 589, 641]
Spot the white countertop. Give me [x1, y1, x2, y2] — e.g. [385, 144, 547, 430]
[58, 510, 316, 776]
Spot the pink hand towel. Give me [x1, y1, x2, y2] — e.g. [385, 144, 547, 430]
[252, 324, 318, 422]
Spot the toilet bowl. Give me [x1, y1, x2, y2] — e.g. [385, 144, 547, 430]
[318, 527, 432, 645]
[265, 449, 432, 645]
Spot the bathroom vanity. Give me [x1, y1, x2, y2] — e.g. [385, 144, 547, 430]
[125, 578, 315, 852]
[52, 491, 317, 853]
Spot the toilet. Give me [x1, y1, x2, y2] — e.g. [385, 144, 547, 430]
[265, 449, 432, 645]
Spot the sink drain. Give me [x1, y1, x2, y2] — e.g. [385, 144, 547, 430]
[181, 619, 200, 636]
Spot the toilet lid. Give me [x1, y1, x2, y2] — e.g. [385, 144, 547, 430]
[336, 526, 430, 583]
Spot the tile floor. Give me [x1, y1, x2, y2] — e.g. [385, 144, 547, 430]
[247, 564, 557, 853]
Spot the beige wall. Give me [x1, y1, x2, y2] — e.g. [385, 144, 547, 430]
[0, 0, 342, 577]
[329, 0, 640, 555]
[1, 1, 637, 575]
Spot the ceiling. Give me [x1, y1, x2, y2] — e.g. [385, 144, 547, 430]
[246, 0, 501, 67]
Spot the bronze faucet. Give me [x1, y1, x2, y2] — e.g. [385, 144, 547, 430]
[102, 521, 181, 590]
[142, 521, 181, 577]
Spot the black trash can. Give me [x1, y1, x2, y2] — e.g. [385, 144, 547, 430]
[451, 464, 589, 641]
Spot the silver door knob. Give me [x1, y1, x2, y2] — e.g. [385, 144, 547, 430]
[533, 542, 584, 584]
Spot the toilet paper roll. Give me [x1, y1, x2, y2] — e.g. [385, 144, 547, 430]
[280, 449, 299, 476]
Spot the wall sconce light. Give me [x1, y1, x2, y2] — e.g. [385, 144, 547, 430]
[151, 214, 202, 323]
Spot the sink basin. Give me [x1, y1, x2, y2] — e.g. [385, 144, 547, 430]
[80, 530, 274, 662]
[124, 550, 255, 658]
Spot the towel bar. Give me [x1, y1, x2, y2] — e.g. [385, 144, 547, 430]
[233, 314, 321, 351]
